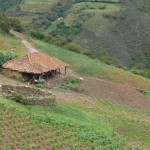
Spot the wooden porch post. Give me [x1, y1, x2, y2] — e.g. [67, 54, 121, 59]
[59, 68, 60, 76]
[65, 66, 67, 75]
[47, 72, 48, 80]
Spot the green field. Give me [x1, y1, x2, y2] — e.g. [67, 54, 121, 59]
[32, 39, 150, 90]
[21, 0, 59, 12]
[0, 91, 150, 149]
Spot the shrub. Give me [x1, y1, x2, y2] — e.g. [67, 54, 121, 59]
[63, 43, 83, 53]
[0, 14, 11, 33]
[99, 55, 114, 65]
[35, 84, 43, 89]
[30, 30, 46, 40]
[132, 63, 146, 70]
[11, 93, 28, 105]
[10, 18, 24, 33]
[0, 52, 16, 68]
[59, 78, 82, 90]
[142, 70, 150, 79]
[45, 35, 66, 46]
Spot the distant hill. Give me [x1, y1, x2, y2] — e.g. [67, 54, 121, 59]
[2, 0, 150, 68]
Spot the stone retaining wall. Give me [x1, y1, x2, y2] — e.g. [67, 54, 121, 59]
[0, 85, 56, 107]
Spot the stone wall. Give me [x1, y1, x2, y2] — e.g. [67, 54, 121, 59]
[1, 85, 56, 107]
[3, 69, 22, 79]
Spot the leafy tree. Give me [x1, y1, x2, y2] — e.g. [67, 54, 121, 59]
[30, 30, 46, 40]
[0, 14, 11, 33]
[10, 18, 24, 32]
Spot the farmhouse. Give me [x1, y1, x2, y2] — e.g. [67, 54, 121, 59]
[2, 52, 69, 82]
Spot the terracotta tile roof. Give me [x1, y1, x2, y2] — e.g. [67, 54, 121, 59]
[3, 52, 69, 74]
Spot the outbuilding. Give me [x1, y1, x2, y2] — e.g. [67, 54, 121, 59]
[2, 52, 69, 83]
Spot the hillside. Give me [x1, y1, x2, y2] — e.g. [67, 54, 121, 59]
[33, 39, 150, 90]
[0, 30, 150, 149]
[3, 0, 150, 68]
[0, 1, 150, 149]
[0, 89, 150, 149]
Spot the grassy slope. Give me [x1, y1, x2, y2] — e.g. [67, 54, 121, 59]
[0, 32, 26, 56]
[0, 93, 150, 149]
[21, 0, 58, 13]
[33, 39, 150, 90]
[0, 97, 124, 150]
[5, 0, 150, 67]
[66, 0, 150, 67]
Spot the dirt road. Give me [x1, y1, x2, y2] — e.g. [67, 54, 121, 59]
[11, 30, 38, 53]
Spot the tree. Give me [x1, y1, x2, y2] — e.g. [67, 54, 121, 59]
[10, 18, 24, 32]
[0, 14, 11, 33]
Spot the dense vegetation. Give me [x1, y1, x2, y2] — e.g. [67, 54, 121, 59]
[0, 13, 24, 33]
[0, 0, 22, 12]
[0, 14, 11, 33]
[2, 0, 149, 71]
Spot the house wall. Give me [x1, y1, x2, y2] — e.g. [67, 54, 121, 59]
[3, 69, 22, 79]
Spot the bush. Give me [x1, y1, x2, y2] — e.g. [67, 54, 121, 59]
[64, 43, 83, 53]
[45, 35, 66, 46]
[99, 55, 114, 65]
[30, 30, 46, 40]
[35, 84, 43, 89]
[142, 70, 150, 79]
[0, 52, 16, 68]
[59, 78, 82, 90]
[11, 93, 28, 105]
[132, 63, 146, 70]
[10, 18, 24, 32]
[0, 14, 11, 33]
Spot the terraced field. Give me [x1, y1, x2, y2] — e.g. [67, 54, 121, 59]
[0, 97, 126, 150]
[21, 0, 59, 12]
[0, 89, 150, 149]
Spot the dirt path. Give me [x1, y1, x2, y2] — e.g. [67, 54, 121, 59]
[10, 30, 38, 53]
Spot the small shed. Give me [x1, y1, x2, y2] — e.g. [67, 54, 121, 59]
[2, 52, 69, 82]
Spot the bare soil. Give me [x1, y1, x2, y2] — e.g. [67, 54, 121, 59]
[49, 69, 150, 110]
[81, 77, 150, 110]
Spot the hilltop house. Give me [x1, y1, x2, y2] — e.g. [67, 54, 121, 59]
[2, 52, 69, 83]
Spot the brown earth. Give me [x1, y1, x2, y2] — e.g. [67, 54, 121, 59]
[81, 77, 150, 110]
[48, 69, 150, 110]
